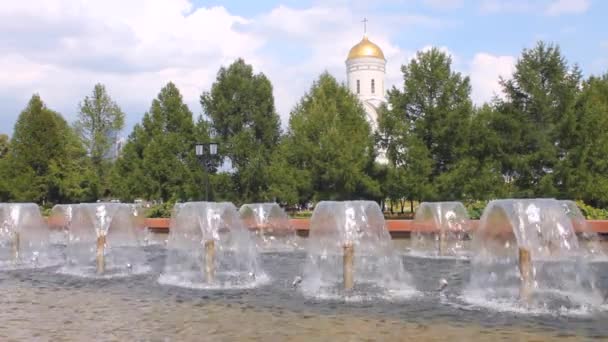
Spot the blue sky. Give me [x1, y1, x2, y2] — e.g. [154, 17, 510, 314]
[0, 0, 606, 136]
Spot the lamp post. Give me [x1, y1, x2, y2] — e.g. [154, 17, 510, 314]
[195, 142, 218, 201]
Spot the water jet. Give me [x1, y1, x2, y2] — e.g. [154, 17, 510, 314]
[48, 204, 74, 245]
[239, 203, 298, 252]
[159, 202, 264, 289]
[411, 202, 470, 258]
[0, 203, 61, 269]
[61, 203, 148, 277]
[300, 201, 413, 299]
[467, 198, 603, 310]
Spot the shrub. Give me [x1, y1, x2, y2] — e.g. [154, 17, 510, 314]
[575, 200, 608, 220]
[145, 201, 176, 218]
[464, 200, 487, 220]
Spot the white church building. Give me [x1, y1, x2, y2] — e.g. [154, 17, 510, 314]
[345, 31, 388, 163]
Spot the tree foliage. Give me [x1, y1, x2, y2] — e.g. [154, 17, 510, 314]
[380, 48, 474, 201]
[557, 73, 608, 206]
[200, 58, 281, 203]
[272, 72, 379, 204]
[2, 45, 608, 212]
[0, 94, 93, 203]
[74, 83, 125, 197]
[492, 41, 581, 197]
[112, 82, 206, 202]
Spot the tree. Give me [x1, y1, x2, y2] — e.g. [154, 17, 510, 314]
[200, 59, 281, 203]
[432, 104, 508, 201]
[380, 47, 474, 200]
[557, 73, 608, 206]
[111, 82, 204, 202]
[1, 94, 93, 204]
[274, 72, 379, 204]
[74, 83, 125, 197]
[493, 41, 581, 197]
[0, 134, 9, 158]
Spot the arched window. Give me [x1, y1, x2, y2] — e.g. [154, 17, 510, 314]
[371, 79, 375, 94]
[356, 80, 360, 94]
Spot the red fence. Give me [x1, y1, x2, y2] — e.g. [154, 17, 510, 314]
[145, 218, 608, 234]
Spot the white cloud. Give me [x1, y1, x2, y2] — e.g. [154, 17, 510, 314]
[0, 1, 262, 132]
[469, 53, 516, 104]
[545, 0, 590, 15]
[423, 0, 464, 10]
[479, 0, 533, 14]
[480, 0, 591, 16]
[0, 1, 440, 134]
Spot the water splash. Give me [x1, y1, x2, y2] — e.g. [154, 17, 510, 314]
[466, 198, 604, 313]
[59, 203, 148, 278]
[300, 201, 415, 300]
[410, 202, 471, 258]
[48, 204, 74, 245]
[159, 202, 264, 289]
[239, 203, 300, 252]
[559, 200, 607, 260]
[0, 203, 62, 269]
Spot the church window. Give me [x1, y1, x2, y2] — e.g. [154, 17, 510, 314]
[356, 80, 360, 94]
[371, 79, 375, 94]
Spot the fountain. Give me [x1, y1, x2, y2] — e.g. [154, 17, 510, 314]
[560, 200, 606, 259]
[129, 204, 152, 246]
[411, 201, 471, 258]
[239, 203, 299, 251]
[0, 203, 61, 269]
[48, 204, 74, 245]
[466, 198, 603, 311]
[300, 201, 414, 299]
[61, 203, 149, 277]
[158, 202, 264, 289]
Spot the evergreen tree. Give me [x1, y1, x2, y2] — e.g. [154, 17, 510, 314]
[74, 83, 125, 197]
[274, 72, 379, 203]
[200, 59, 281, 203]
[2, 94, 93, 204]
[0, 134, 9, 158]
[557, 73, 608, 206]
[493, 41, 581, 197]
[380, 48, 473, 200]
[112, 82, 203, 202]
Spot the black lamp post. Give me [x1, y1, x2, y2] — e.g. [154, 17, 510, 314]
[195, 142, 219, 201]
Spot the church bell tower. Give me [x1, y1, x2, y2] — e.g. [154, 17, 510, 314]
[346, 19, 387, 163]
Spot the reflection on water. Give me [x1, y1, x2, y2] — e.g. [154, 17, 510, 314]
[0, 236, 606, 340]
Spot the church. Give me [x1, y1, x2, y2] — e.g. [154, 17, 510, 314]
[345, 28, 388, 163]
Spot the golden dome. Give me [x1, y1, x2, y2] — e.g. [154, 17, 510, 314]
[347, 36, 385, 61]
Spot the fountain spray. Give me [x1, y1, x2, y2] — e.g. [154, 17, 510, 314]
[12, 231, 20, 261]
[438, 229, 446, 256]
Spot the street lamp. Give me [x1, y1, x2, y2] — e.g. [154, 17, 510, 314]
[195, 142, 219, 201]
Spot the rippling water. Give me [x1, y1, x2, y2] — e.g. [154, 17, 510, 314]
[0, 237, 607, 340]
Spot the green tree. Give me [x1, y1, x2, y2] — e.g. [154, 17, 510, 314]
[74, 83, 125, 197]
[0, 134, 9, 158]
[2, 94, 93, 204]
[112, 82, 204, 202]
[557, 73, 608, 206]
[380, 47, 473, 200]
[274, 72, 379, 203]
[436, 104, 507, 201]
[493, 41, 581, 197]
[200, 59, 281, 203]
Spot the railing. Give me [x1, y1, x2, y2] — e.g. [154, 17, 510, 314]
[145, 218, 608, 234]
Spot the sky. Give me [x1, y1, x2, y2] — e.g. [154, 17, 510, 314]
[1, 0, 607, 136]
